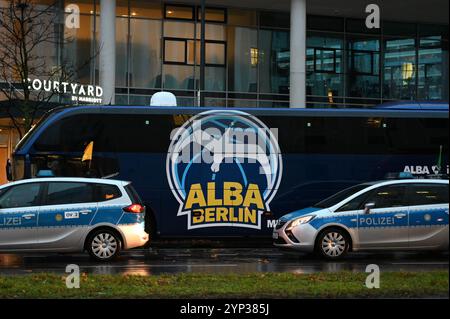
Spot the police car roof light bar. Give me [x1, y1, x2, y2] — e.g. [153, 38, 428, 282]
[384, 172, 415, 180]
[36, 170, 55, 178]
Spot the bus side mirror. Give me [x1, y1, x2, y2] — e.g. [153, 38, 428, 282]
[364, 202, 375, 214]
[6, 159, 12, 181]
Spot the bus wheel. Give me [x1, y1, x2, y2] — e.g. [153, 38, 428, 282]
[316, 228, 349, 260]
[87, 229, 121, 261]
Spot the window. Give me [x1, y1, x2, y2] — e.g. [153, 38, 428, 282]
[385, 118, 449, 154]
[258, 30, 290, 94]
[313, 184, 369, 209]
[227, 26, 257, 92]
[350, 52, 374, 75]
[129, 18, 162, 89]
[164, 5, 194, 20]
[363, 185, 408, 209]
[255, 116, 448, 155]
[164, 21, 195, 38]
[0, 183, 41, 209]
[228, 9, 257, 27]
[383, 38, 417, 100]
[197, 7, 227, 23]
[125, 184, 143, 204]
[116, 16, 129, 87]
[408, 184, 449, 206]
[34, 114, 177, 153]
[306, 33, 344, 98]
[314, 49, 337, 73]
[30, 154, 119, 179]
[63, 13, 95, 85]
[346, 35, 380, 98]
[205, 41, 226, 66]
[130, 0, 162, 19]
[46, 182, 93, 205]
[417, 26, 448, 100]
[164, 38, 226, 66]
[164, 39, 186, 64]
[336, 191, 372, 212]
[95, 184, 122, 202]
[0, 187, 8, 198]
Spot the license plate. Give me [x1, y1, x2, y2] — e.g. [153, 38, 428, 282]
[272, 232, 279, 239]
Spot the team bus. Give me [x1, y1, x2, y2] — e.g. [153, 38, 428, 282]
[9, 104, 449, 238]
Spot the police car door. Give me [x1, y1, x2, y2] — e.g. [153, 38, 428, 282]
[37, 182, 98, 250]
[0, 183, 42, 250]
[357, 184, 409, 249]
[407, 183, 449, 248]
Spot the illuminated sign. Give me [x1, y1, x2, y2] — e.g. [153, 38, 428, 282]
[166, 110, 283, 230]
[27, 78, 103, 104]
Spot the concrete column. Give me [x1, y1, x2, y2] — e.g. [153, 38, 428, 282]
[290, 0, 306, 108]
[99, 0, 116, 105]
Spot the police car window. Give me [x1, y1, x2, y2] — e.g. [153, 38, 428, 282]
[0, 183, 41, 209]
[0, 187, 9, 197]
[124, 184, 143, 204]
[335, 191, 371, 212]
[46, 182, 94, 205]
[363, 185, 407, 209]
[95, 184, 122, 202]
[408, 184, 449, 206]
[313, 184, 368, 208]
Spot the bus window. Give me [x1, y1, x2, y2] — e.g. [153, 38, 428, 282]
[263, 115, 448, 155]
[30, 155, 119, 179]
[34, 115, 102, 152]
[387, 118, 448, 154]
[34, 114, 176, 153]
[262, 116, 390, 154]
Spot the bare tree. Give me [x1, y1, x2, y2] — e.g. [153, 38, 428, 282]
[0, 0, 97, 138]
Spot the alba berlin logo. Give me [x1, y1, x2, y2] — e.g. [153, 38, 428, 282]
[166, 110, 283, 230]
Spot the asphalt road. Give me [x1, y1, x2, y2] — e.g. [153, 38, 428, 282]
[0, 248, 448, 275]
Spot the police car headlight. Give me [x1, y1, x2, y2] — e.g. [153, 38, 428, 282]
[286, 215, 315, 230]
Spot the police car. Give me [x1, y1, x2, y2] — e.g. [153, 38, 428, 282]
[0, 178, 149, 261]
[273, 179, 449, 259]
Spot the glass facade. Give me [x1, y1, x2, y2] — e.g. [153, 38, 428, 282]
[7, 0, 450, 108]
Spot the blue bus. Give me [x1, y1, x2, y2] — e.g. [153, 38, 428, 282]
[10, 104, 449, 238]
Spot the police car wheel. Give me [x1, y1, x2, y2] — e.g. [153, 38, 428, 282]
[88, 230, 121, 261]
[317, 228, 349, 259]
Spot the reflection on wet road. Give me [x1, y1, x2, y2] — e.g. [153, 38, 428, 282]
[0, 248, 448, 276]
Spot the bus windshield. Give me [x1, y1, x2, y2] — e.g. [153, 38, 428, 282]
[312, 184, 369, 208]
[14, 108, 64, 152]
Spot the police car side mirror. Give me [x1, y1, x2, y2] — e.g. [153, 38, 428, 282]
[364, 202, 375, 214]
[263, 211, 273, 218]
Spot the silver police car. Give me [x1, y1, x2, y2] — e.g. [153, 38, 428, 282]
[0, 178, 149, 261]
[273, 179, 449, 259]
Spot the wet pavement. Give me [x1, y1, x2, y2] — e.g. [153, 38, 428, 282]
[0, 248, 448, 276]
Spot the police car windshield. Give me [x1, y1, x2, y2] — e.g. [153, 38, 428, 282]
[313, 184, 368, 208]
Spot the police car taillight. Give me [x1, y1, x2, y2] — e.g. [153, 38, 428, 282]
[123, 204, 144, 213]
